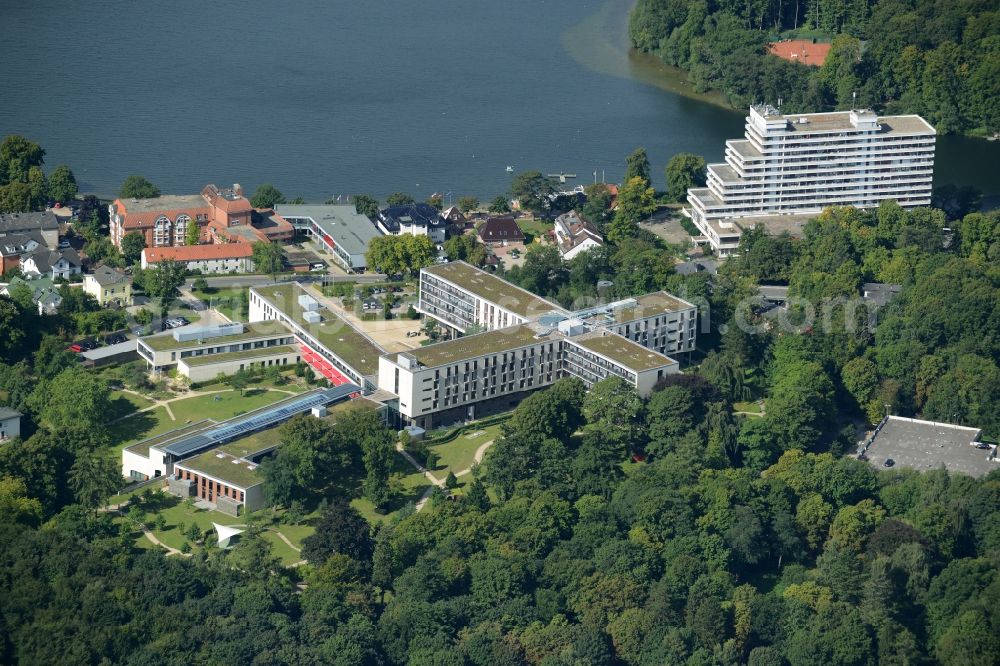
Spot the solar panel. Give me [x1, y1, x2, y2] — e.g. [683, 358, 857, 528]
[163, 384, 360, 458]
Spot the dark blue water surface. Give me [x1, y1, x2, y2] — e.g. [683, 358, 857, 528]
[1, 0, 996, 201]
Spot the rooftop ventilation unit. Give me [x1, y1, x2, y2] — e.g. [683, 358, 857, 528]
[303, 310, 321, 324]
[298, 294, 320, 311]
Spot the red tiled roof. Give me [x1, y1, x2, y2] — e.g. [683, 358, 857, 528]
[768, 40, 831, 67]
[142, 243, 253, 263]
[113, 199, 210, 230]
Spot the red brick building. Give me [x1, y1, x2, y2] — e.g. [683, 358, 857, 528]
[109, 183, 293, 250]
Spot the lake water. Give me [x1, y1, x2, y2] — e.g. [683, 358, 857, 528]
[1, 0, 996, 202]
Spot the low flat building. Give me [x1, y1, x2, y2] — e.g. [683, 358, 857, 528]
[860, 415, 996, 478]
[141, 243, 255, 274]
[249, 282, 385, 387]
[377, 203, 446, 244]
[0, 407, 22, 441]
[136, 321, 297, 376]
[83, 265, 133, 306]
[123, 385, 363, 482]
[276, 204, 383, 272]
[862, 283, 903, 307]
[177, 344, 301, 383]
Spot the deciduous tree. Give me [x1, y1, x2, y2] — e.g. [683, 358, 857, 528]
[119, 175, 160, 199]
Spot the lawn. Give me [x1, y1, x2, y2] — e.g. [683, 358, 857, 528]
[168, 388, 298, 423]
[734, 400, 765, 416]
[426, 423, 502, 474]
[193, 287, 249, 322]
[352, 454, 431, 525]
[516, 217, 554, 243]
[108, 391, 155, 421]
[108, 406, 176, 451]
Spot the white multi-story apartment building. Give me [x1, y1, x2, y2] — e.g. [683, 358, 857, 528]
[687, 105, 936, 255]
[379, 323, 678, 428]
[418, 262, 698, 356]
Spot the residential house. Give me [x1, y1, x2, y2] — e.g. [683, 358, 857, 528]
[83, 265, 133, 306]
[478, 215, 525, 246]
[21, 247, 82, 280]
[376, 203, 447, 244]
[141, 243, 255, 274]
[0, 211, 60, 248]
[2, 276, 63, 314]
[554, 211, 603, 260]
[0, 232, 44, 275]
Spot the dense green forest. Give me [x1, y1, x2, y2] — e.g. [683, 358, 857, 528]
[629, 0, 1000, 135]
[1, 200, 998, 664]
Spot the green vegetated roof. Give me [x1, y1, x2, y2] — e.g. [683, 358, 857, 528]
[423, 261, 566, 319]
[408, 325, 544, 367]
[139, 321, 290, 352]
[215, 395, 383, 461]
[254, 283, 383, 373]
[569, 333, 676, 372]
[613, 292, 693, 323]
[178, 449, 262, 489]
[180, 345, 297, 367]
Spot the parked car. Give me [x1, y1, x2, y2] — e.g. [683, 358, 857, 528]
[104, 333, 128, 345]
[68, 344, 83, 353]
[310, 263, 326, 271]
[975, 442, 991, 450]
[883, 458, 895, 467]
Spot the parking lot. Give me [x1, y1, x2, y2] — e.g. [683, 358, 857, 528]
[863, 416, 997, 478]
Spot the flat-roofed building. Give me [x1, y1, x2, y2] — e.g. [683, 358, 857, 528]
[122, 385, 364, 481]
[249, 282, 385, 387]
[136, 322, 297, 376]
[860, 415, 996, 478]
[418, 262, 698, 357]
[578, 292, 698, 357]
[561, 330, 678, 394]
[379, 323, 678, 428]
[687, 105, 936, 256]
[418, 261, 568, 333]
[170, 395, 383, 515]
[276, 204, 383, 271]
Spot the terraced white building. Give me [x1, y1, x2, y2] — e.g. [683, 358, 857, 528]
[687, 105, 936, 255]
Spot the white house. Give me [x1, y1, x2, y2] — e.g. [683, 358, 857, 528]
[554, 211, 603, 260]
[21, 248, 82, 280]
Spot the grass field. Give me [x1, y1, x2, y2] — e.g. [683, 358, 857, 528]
[106, 388, 301, 451]
[168, 388, 296, 423]
[516, 217, 554, 243]
[734, 400, 765, 416]
[427, 423, 501, 474]
[108, 406, 176, 451]
[108, 391, 155, 421]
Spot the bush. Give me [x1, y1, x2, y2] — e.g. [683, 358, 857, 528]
[425, 449, 440, 470]
[407, 305, 419, 319]
[680, 217, 700, 236]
